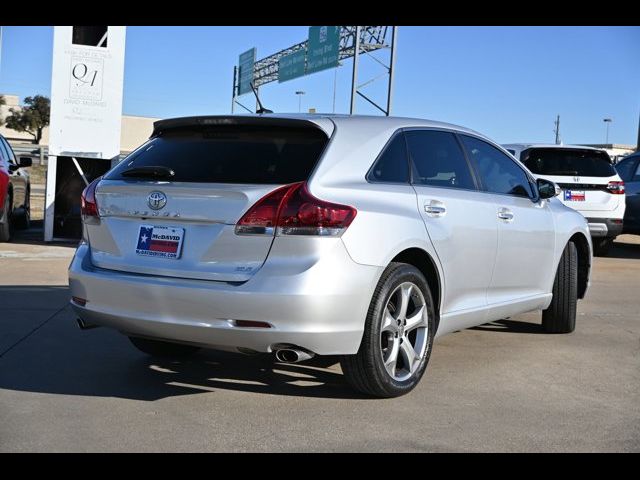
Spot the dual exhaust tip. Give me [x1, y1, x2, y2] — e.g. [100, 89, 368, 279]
[274, 348, 314, 363]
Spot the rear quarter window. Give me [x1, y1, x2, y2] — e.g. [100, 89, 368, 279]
[105, 125, 328, 184]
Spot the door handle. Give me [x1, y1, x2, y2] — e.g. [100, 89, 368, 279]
[424, 200, 446, 217]
[497, 208, 514, 221]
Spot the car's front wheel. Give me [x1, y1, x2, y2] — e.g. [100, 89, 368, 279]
[341, 262, 436, 398]
[542, 241, 578, 333]
[129, 336, 200, 358]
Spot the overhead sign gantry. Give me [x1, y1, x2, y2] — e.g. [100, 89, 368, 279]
[232, 26, 397, 116]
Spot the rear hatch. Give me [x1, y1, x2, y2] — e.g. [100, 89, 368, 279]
[522, 147, 622, 212]
[86, 117, 331, 282]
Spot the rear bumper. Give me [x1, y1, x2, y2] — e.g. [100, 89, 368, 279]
[68, 241, 382, 355]
[584, 217, 624, 238]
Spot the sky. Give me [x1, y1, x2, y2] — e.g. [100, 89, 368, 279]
[1, 25, 639, 146]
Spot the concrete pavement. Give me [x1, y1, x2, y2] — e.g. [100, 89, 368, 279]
[0, 229, 639, 452]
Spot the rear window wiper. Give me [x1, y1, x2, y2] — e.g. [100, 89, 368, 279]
[120, 165, 175, 179]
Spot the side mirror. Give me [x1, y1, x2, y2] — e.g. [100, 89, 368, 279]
[19, 157, 33, 168]
[537, 178, 560, 199]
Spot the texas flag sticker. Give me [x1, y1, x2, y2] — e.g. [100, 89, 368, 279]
[135, 225, 184, 259]
[564, 190, 586, 202]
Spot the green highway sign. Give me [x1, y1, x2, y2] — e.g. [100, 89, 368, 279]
[306, 26, 340, 74]
[238, 47, 256, 96]
[278, 49, 306, 83]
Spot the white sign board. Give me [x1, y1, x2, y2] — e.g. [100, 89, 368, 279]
[48, 26, 126, 159]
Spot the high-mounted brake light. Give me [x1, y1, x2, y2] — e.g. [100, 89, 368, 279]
[235, 182, 357, 237]
[607, 181, 625, 195]
[81, 178, 101, 224]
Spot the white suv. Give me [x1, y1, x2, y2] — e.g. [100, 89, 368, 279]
[503, 144, 625, 255]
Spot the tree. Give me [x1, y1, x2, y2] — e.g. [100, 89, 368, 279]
[5, 95, 50, 144]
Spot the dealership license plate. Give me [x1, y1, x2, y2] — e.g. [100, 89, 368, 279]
[564, 190, 586, 202]
[135, 225, 184, 259]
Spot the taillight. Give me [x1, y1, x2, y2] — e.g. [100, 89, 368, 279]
[81, 178, 101, 224]
[607, 181, 625, 194]
[235, 182, 357, 237]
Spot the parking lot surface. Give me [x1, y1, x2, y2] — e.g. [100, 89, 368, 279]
[1, 226, 639, 452]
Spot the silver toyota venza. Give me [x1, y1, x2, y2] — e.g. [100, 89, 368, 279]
[69, 114, 592, 397]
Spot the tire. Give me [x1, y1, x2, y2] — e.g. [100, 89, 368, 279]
[0, 194, 11, 242]
[129, 336, 200, 358]
[542, 241, 578, 333]
[340, 262, 436, 398]
[593, 238, 613, 257]
[14, 190, 30, 230]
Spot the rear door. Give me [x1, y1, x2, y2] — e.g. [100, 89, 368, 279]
[0, 137, 27, 210]
[88, 120, 329, 282]
[459, 135, 556, 304]
[407, 129, 498, 317]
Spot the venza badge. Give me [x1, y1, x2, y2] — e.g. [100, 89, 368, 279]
[147, 191, 167, 210]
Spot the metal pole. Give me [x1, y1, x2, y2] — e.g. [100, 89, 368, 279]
[0, 26, 3, 79]
[554, 115, 560, 145]
[298, 94, 302, 113]
[386, 26, 397, 116]
[637, 110, 640, 152]
[350, 26, 361, 115]
[231, 66, 237, 114]
[332, 68, 337, 113]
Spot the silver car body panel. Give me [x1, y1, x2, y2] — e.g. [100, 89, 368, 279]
[69, 114, 592, 354]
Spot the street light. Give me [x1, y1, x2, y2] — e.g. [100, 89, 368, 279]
[295, 91, 305, 113]
[603, 118, 613, 145]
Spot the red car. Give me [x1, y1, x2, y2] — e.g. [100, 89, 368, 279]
[0, 133, 32, 241]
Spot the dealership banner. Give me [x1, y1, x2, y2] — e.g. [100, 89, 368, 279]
[48, 26, 126, 159]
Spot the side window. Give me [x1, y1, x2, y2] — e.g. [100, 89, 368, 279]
[0, 139, 9, 168]
[634, 161, 640, 182]
[460, 135, 533, 198]
[405, 130, 476, 190]
[1, 138, 16, 164]
[366, 132, 409, 184]
[615, 157, 637, 182]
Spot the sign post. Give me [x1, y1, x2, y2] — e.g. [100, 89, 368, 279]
[45, 26, 126, 241]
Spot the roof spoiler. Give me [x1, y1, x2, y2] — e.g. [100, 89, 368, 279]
[151, 115, 323, 138]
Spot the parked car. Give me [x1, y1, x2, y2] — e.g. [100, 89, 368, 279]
[614, 153, 640, 235]
[69, 115, 592, 398]
[503, 144, 625, 256]
[0, 133, 32, 241]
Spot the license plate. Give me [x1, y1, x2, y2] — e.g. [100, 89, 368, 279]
[135, 225, 184, 259]
[564, 190, 586, 202]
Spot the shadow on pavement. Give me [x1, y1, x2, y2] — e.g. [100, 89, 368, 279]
[470, 318, 545, 334]
[605, 238, 640, 260]
[8, 220, 78, 248]
[0, 286, 367, 401]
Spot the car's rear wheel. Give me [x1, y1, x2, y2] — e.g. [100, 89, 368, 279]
[129, 336, 200, 358]
[593, 238, 613, 257]
[0, 194, 12, 242]
[542, 241, 578, 333]
[340, 262, 435, 398]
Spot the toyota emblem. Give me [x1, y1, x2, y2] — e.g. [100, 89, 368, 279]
[147, 191, 167, 210]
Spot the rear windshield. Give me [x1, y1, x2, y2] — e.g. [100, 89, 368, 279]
[105, 125, 328, 184]
[522, 148, 615, 177]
